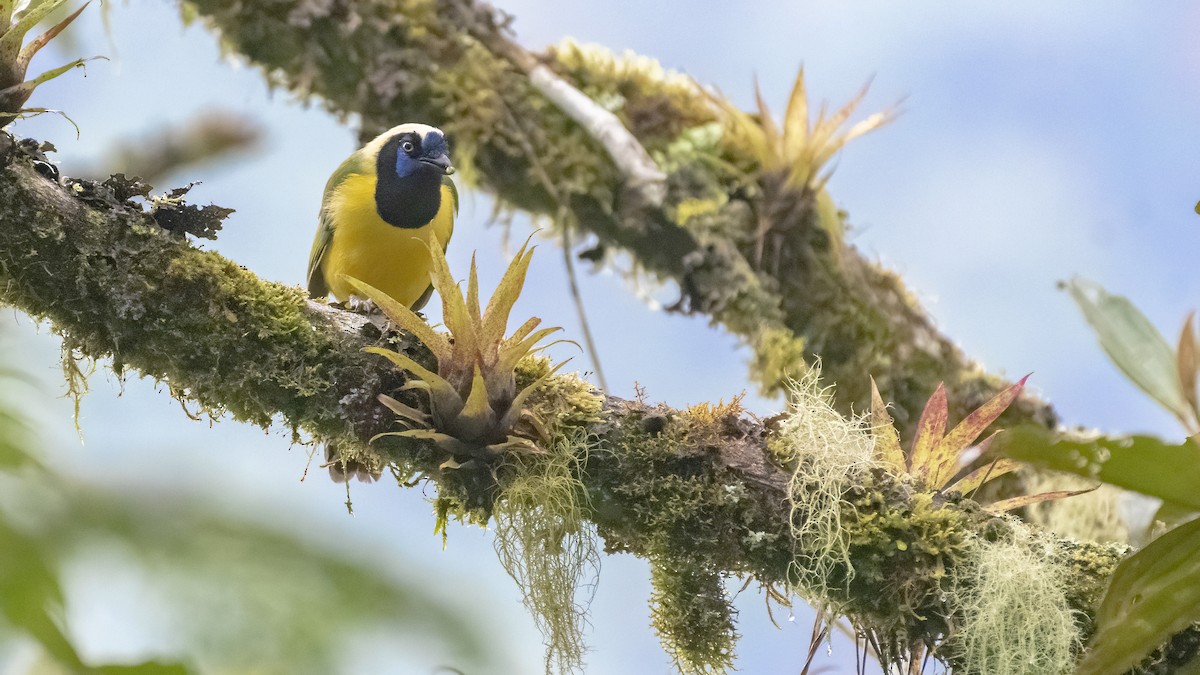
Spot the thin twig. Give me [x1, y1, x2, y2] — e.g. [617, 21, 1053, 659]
[559, 207, 609, 392]
[493, 95, 611, 392]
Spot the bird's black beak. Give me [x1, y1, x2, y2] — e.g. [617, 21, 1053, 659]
[420, 153, 455, 175]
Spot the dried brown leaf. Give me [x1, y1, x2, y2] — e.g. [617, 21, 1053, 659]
[987, 485, 1098, 514]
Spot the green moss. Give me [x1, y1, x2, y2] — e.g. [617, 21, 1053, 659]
[748, 326, 811, 399]
[516, 356, 606, 435]
[0, 156, 418, 475]
[548, 39, 715, 151]
[1054, 538, 1127, 639]
[588, 398, 790, 569]
[650, 557, 738, 674]
[577, 397, 800, 673]
[840, 487, 973, 630]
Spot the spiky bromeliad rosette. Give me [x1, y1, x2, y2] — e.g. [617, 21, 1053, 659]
[1, 0, 97, 127]
[345, 238, 567, 469]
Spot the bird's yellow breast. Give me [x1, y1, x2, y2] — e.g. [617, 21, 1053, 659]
[321, 174, 454, 306]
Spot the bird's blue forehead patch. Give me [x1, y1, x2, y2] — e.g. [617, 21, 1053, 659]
[421, 131, 447, 157]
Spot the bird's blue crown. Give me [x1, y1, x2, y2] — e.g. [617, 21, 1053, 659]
[422, 132, 447, 157]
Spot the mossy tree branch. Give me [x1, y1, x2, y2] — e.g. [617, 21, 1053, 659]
[180, 0, 1057, 437]
[0, 134, 1153, 670]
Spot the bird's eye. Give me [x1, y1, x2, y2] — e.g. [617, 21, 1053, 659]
[401, 141, 415, 153]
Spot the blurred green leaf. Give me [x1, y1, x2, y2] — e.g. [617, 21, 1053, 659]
[1176, 312, 1199, 428]
[95, 664, 191, 675]
[1064, 277, 1193, 426]
[1000, 425, 1200, 510]
[0, 519, 85, 671]
[0, 366, 42, 471]
[28, 486, 492, 674]
[1076, 517, 1200, 675]
[0, 330, 494, 674]
[1152, 502, 1199, 536]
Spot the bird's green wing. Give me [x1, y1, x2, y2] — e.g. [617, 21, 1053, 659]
[441, 174, 458, 248]
[443, 175, 459, 217]
[307, 152, 368, 297]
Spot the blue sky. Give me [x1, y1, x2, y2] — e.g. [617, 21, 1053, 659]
[5, 1, 1200, 673]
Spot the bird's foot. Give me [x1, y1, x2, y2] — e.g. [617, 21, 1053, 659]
[346, 297, 379, 315]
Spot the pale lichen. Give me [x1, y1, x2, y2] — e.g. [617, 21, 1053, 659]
[946, 524, 1083, 675]
[492, 427, 599, 675]
[774, 369, 877, 601]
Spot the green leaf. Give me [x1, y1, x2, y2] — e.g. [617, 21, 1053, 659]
[376, 428, 475, 456]
[505, 316, 543, 348]
[480, 236, 536, 348]
[4, 107, 79, 137]
[497, 326, 562, 374]
[1065, 277, 1192, 425]
[0, 55, 97, 112]
[363, 346, 463, 420]
[1076, 517, 1200, 675]
[1000, 425, 1200, 510]
[16, 1, 89, 74]
[465, 253, 482, 324]
[780, 68, 809, 164]
[376, 393, 429, 426]
[96, 663, 191, 674]
[453, 365, 496, 442]
[1178, 312, 1199, 429]
[0, 408, 36, 469]
[868, 377, 905, 474]
[0, 0, 68, 64]
[0, 520, 86, 670]
[344, 276, 450, 361]
[428, 240, 478, 358]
